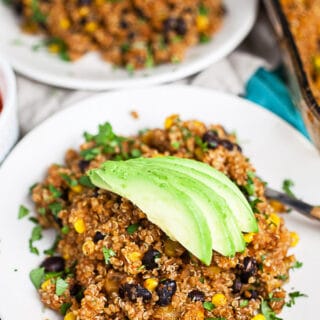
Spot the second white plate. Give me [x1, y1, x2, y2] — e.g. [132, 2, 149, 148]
[0, 0, 257, 90]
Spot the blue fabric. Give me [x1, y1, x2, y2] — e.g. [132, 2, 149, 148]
[245, 67, 310, 138]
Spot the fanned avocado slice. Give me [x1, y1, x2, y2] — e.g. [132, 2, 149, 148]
[88, 161, 213, 265]
[140, 157, 258, 233]
[88, 157, 258, 265]
[131, 162, 238, 256]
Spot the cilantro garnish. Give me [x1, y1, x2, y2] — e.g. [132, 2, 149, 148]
[18, 205, 30, 219]
[48, 202, 63, 217]
[60, 302, 72, 316]
[29, 225, 43, 255]
[48, 184, 62, 198]
[276, 274, 288, 281]
[29, 267, 45, 289]
[286, 291, 308, 307]
[102, 246, 116, 264]
[260, 300, 283, 320]
[203, 301, 215, 311]
[282, 179, 296, 199]
[55, 277, 68, 296]
[127, 223, 139, 235]
[195, 136, 208, 151]
[80, 147, 101, 161]
[43, 234, 61, 256]
[45, 37, 70, 61]
[38, 207, 46, 215]
[291, 261, 303, 270]
[60, 173, 78, 187]
[61, 225, 70, 235]
[31, 0, 46, 23]
[78, 175, 95, 188]
[171, 141, 181, 149]
[244, 171, 255, 196]
[240, 299, 249, 307]
[200, 34, 210, 43]
[130, 149, 142, 158]
[199, 4, 209, 15]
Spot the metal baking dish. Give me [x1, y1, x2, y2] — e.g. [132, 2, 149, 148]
[264, 0, 320, 151]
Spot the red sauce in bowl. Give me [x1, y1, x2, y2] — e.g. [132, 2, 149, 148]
[0, 94, 2, 113]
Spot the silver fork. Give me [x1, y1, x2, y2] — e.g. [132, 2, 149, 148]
[265, 187, 320, 222]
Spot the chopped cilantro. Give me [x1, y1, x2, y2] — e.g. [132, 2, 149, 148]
[29, 239, 39, 255]
[171, 141, 181, 149]
[29, 217, 39, 224]
[80, 147, 101, 161]
[60, 173, 78, 187]
[199, 4, 209, 15]
[55, 277, 68, 296]
[127, 223, 139, 235]
[61, 225, 70, 235]
[78, 175, 95, 188]
[31, 225, 42, 242]
[126, 63, 135, 75]
[240, 299, 249, 307]
[203, 301, 215, 311]
[261, 300, 283, 320]
[249, 197, 262, 213]
[276, 274, 288, 281]
[200, 34, 210, 43]
[286, 291, 308, 307]
[44, 271, 63, 280]
[102, 246, 116, 264]
[60, 302, 72, 316]
[199, 277, 205, 283]
[244, 171, 255, 196]
[195, 136, 208, 151]
[291, 261, 303, 270]
[145, 49, 154, 68]
[45, 38, 70, 61]
[43, 234, 61, 256]
[38, 207, 46, 215]
[48, 184, 62, 198]
[29, 267, 45, 289]
[130, 149, 142, 158]
[18, 205, 30, 219]
[31, 0, 46, 23]
[282, 179, 296, 199]
[48, 202, 63, 217]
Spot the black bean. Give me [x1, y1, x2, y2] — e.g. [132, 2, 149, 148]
[175, 18, 187, 35]
[219, 139, 234, 151]
[202, 130, 220, 149]
[78, 0, 91, 5]
[70, 283, 84, 302]
[120, 19, 129, 29]
[119, 284, 152, 302]
[93, 231, 105, 243]
[163, 18, 177, 33]
[242, 289, 258, 300]
[142, 249, 161, 270]
[235, 144, 242, 153]
[250, 290, 258, 299]
[40, 256, 65, 273]
[188, 290, 205, 302]
[78, 160, 90, 173]
[156, 280, 177, 306]
[239, 257, 258, 283]
[14, 2, 24, 15]
[232, 277, 242, 293]
[54, 216, 63, 228]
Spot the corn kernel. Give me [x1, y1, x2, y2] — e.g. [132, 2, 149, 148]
[82, 239, 95, 255]
[211, 293, 227, 307]
[48, 44, 60, 54]
[144, 278, 159, 291]
[85, 22, 98, 33]
[64, 312, 76, 320]
[268, 213, 281, 227]
[74, 218, 86, 233]
[164, 114, 179, 129]
[59, 18, 70, 30]
[269, 200, 286, 213]
[71, 184, 83, 193]
[79, 6, 89, 16]
[252, 314, 266, 320]
[207, 266, 221, 276]
[196, 15, 209, 32]
[290, 231, 300, 247]
[194, 147, 204, 160]
[128, 251, 142, 262]
[41, 279, 51, 291]
[244, 232, 255, 243]
[313, 55, 320, 71]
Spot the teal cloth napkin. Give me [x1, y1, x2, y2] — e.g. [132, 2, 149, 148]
[245, 67, 310, 139]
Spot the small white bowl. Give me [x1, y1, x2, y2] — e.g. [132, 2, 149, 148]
[0, 55, 18, 162]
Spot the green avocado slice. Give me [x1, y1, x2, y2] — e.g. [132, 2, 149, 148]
[130, 161, 239, 256]
[140, 157, 258, 233]
[88, 161, 213, 265]
[131, 160, 245, 253]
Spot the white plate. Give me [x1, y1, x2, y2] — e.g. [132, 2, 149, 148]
[0, 85, 319, 319]
[0, 0, 257, 90]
